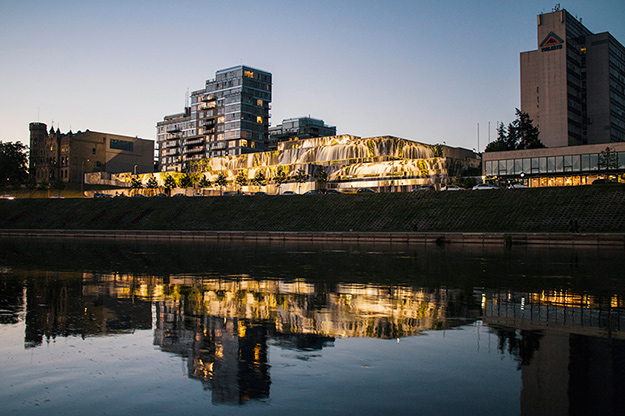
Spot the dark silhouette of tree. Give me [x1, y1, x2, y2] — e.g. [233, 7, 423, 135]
[252, 170, 266, 192]
[146, 176, 159, 189]
[484, 109, 545, 152]
[163, 175, 176, 196]
[294, 168, 308, 194]
[178, 173, 194, 189]
[130, 177, 143, 195]
[235, 170, 248, 192]
[198, 176, 211, 189]
[273, 166, 287, 194]
[314, 166, 328, 192]
[216, 172, 227, 195]
[598, 147, 618, 177]
[0, 141, 29, 189]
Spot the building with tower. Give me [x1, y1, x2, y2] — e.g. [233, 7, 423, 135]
[29, 122, 154, 184]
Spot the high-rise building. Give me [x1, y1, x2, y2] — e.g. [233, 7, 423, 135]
[156, 65, 272, 172]
[520, 7, 625, 147]
[268, 117, 336, 149]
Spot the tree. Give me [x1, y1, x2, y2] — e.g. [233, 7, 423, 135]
[146, 176, 159, 189]
[0, 141, 29, 190]
[252, 170, 266, 192]
[314, 166, 328, 192]
[178, 173, 194, 189]
[216, 172, 227, 195]
[130, 177, 143, 195]
[52, 177, 66, 194]
[26, 176, 37, 197]
[163, 174, 176, 196]
[484, 110, 545, 152]
[598, 147, 618, 177]
[198, 176, 211, 189]
[38, 179, 50, 197]
[235, 170, 248, 192]
[273, 166, 287, 194]
[294, 168, 308, 194]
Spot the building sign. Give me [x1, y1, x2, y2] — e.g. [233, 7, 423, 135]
[110, 139, 134, 152]
[540, 32, 564, 52]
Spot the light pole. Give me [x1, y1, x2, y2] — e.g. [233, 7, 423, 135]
[81, 159, 90, 196]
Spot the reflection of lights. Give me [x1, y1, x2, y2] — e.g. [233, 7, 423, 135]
[520, 297, 525, 311]
[481, 294, 486, 309]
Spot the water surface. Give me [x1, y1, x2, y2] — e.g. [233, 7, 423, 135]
[1, 239, 623, 415]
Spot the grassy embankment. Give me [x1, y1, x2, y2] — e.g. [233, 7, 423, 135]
[0, 185, 624, 233]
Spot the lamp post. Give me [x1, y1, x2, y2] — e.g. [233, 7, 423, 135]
[81, 159, 90, 196]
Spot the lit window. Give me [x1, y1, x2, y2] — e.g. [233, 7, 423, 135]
[257, 116, 263, 123]
[244, 70, 254, 78]
[257, 99, 263, 106]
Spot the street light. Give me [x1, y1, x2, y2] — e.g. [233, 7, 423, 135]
[81, 159, 90, 196]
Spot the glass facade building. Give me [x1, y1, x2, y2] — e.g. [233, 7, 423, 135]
[157, 65, 272, 172]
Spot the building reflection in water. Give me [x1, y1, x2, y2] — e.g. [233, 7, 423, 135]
[0, 240, 624, 412]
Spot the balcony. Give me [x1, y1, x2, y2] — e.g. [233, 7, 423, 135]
[166, 127, 181, 133]
[184, 146, 204, 154]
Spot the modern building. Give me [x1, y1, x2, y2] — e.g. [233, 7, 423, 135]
[138, 135, 479, 194]
[29, 122, 154, 184]
[483, 142, 625, 187]
[520, 7, 625, 147]
[268, 117, 336, 148]
[156, 65, 272, 172]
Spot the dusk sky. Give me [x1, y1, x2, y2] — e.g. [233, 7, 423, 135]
[1, 0, 624, 152]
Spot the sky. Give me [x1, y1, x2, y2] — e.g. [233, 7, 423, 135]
[1, 0, 624, 152]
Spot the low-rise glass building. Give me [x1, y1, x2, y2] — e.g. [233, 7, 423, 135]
[482, 142, 625, 187]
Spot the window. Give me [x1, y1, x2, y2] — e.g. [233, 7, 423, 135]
[531, 158, 540, 174]
[547, 157, 555, 173]
[244, 70, 254, 78]
[257, 116, 263, 124]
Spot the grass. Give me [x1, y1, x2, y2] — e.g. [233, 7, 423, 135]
[0, 185, 624, 233]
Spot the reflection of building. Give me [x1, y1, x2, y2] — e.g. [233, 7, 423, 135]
[485, 289, 625, 415]
[157, 65, 272, 172]
[268, 117, 336, 147]
[29, 122, 154, 183]
[21, 271, 152, 348]
[154, 301, 271, 405]
[520, 8, 625, 147]
[144, 135, 479, 193]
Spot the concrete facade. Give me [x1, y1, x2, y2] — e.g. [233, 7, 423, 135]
[520, 8, 625, 147]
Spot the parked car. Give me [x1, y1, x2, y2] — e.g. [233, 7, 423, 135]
[282, 191, 297, 195]
[255, 191, 268, 196]
[132, 193, 147, 198]
[472, 183, 498, 190]
[172, 193, 186, 197]
[325, 189, 342, 194]
[50, 195, 65, 199]
[303, 190, 318, 195]
[507, 183, 527, 189]
[154, 193, 168, 198]
[0, 195, 15, 200]
[442, 185, 465, 191]
[357, 188, 375, 193]
[592, 178, 616, 185]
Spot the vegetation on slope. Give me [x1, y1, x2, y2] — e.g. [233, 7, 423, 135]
[0, 186, 624, 233]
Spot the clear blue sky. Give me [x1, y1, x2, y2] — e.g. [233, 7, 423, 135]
[1, 0, 624, 152]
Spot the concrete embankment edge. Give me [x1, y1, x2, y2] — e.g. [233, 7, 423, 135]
[0, 230, 623, 247]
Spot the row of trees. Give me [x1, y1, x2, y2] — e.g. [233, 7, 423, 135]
[134, 166, 329, 195]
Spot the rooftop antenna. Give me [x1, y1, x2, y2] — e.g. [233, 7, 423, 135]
[552, 4, 560, 12]
[185, 88, 189, 108]
[488, 121, 491, 144]
[477, 123, 480, 153]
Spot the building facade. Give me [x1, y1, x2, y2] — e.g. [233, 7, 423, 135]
[157, 65, 272, 173]
[268, 117, 336, 148]
[138, 135, 479, 194]
[482, 142, 625, 187]
[520, 7, 625, 147]
[29, 122, 154, 184]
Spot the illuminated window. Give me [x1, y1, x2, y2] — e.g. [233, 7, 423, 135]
[241, 140, 247, 147]
[257, 116, 263, 123]
[244, 70, 254, 78]
[257, 99, 263, 106]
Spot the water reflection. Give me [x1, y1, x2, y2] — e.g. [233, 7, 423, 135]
[0, 239, 624, 413]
